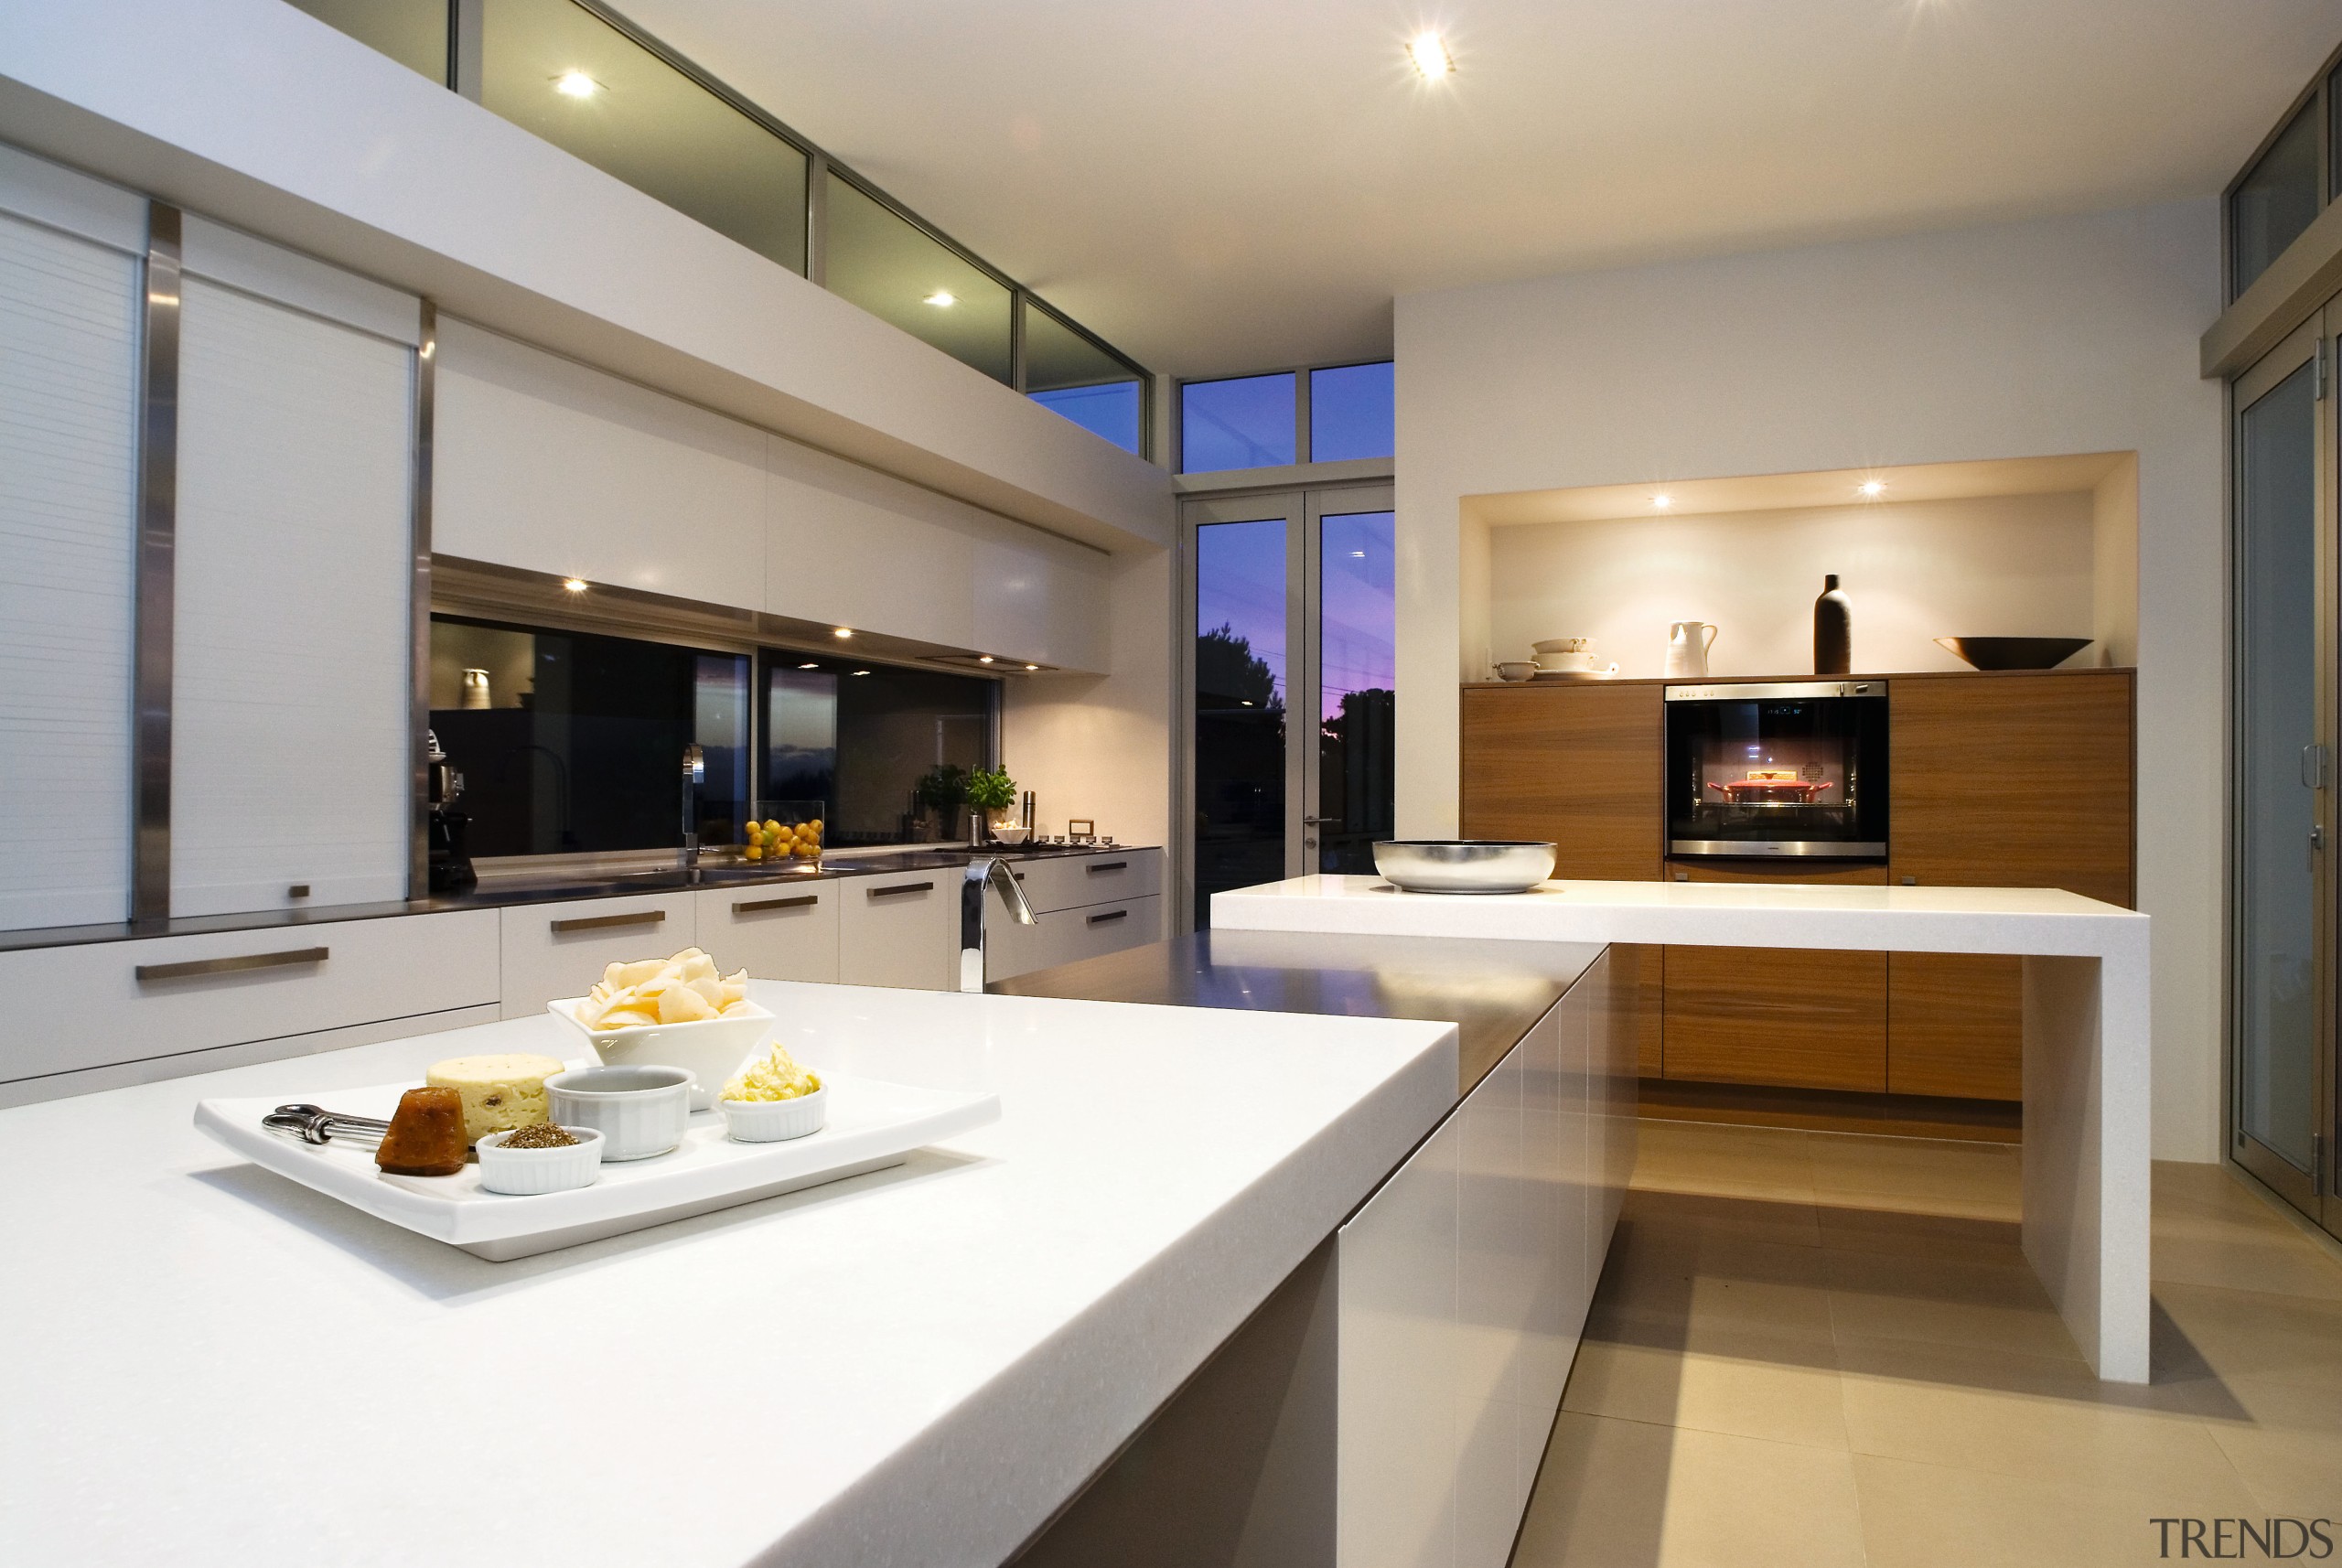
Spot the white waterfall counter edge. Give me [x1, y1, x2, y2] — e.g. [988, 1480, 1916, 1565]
[1213, 875, 2153, 1384]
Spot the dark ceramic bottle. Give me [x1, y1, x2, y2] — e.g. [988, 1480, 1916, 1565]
[1813, 574, 1851, 674]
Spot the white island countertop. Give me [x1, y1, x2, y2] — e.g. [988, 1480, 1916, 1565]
[1215, 873, 2147, 957]
[0, 980, 1456, 1568]
[1216, 874, 2153, 1383]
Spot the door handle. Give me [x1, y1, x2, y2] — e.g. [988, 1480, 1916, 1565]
[735, 894, 819, 914]
[550, 909, 665, 935]
[869, 881, 935, 898]
[1084, 861, 1129, 874]
[2314, 825, 2326, 853]
[1087, 908, 1130, 925]
[136, 946, 328, 983]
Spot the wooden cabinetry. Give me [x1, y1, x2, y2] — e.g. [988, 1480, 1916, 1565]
[1889, 671, 2134, 904]
[1459, 683, 1662, 880]
[1888, 952, 2022, 1099]
[1458, 671, 2133, 1105]
[1661, 945, 1888, 1091]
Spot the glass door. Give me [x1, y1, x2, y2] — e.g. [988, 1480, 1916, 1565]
[2232, 312, 2335, 1225]
[1182, 485, 1395, 925]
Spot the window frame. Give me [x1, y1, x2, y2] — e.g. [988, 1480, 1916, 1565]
[1173, 356, 1395, 475]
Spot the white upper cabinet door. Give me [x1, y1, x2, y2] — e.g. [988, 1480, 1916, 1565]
[173, 276, 415, 917]
[764, 435, 976, 647]
[972, 530, 1109, 672]
[434, 319, 766, 608]
[0, 207, 140, 930]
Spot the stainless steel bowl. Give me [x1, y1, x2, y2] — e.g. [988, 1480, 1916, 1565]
[1372, 840, 1557, 894]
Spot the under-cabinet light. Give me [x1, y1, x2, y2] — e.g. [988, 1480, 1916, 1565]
[833, 627, 853, 639]
[553, 70, 600, 99]
[851, 670, 872, 676]
[924, 291, 957, 307]
[1025, 664, 1039, 671]
[978, 655, 994, 663]
[1858, 480, 1885, 498]
[1407, 30, 1454, 78]
[798, 662, 818, 670]
[562, 578, 588, 593]
[1650, 494, 1672, 510]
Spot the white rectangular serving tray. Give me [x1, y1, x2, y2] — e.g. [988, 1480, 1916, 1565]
[194, 1069, 1000, 1261]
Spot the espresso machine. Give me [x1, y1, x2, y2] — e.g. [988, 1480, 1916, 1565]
[425, 728, 476, 893]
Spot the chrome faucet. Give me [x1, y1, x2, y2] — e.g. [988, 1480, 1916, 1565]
[960, 856, 1037, 993]
[681, 744, 704, 875]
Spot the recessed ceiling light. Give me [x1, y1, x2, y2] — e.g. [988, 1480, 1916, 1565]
[923, 290, 957, 307]
[1025, 663, 1039, 671]
[553, 70, 600, 99]
[978, 655, 994, 664]
[1406, 30, 1453, 78]
[1858, 479, 1885, 498]
[562, 577, 588, 593]
[1650, 494, 1673, 510]
[851, 670, 871, 676]
[833, 627, 853, 639]
[798, 661, 818, 670]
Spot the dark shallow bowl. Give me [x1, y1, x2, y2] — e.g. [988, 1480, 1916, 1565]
[1934, 636, 2093, 671]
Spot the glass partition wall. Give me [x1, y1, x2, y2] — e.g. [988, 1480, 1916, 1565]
[2231, 309, 2340, 1240]
[1182, 486, 1395, 926]
[285, 0, 1150, 450]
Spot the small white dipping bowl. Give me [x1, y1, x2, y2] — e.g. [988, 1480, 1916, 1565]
[548, 997, 773, 1112]
[719, 1084, 828, 1144]
[475, 1126, 605, 1195]
[544, 1065, 693, 1161]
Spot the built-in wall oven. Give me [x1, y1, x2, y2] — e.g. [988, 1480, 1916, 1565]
[1664, 681, 1888, 859]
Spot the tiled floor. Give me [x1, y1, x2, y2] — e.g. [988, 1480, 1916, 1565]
[1513, 1120, 2342, 1567]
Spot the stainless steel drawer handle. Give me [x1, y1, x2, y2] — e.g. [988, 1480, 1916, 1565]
[1087, 909, 1130, 925]
[869, 881, 935, 898]
[735, 894, 819, 914]
[136, 947, 328, 983]
[549, 910, 666, 935]
[1085, 861, 1129, 874]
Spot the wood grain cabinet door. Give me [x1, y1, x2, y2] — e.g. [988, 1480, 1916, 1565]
[1887, 952, 2022, 1100]
[1460, 684, 1663, 880]
[1661, 945, 1887, 1091]
[1889, 671, 2134, 906]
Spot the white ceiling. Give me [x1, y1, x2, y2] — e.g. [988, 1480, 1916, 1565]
[616, 0, 2342, 377]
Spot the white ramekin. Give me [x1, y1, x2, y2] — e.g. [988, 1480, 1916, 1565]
[545, 1065, 693, 1161]
[719, 1085, 828, 1143]
[475, 1126, 606, 1195]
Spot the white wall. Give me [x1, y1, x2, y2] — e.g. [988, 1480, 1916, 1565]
[1002, 550, 1176, 917]
[1397, 200, 2224, 1161]
[1488, 492, 2098, 681]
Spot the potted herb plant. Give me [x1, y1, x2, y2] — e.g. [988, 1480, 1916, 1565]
[964, 766, 1018, 844]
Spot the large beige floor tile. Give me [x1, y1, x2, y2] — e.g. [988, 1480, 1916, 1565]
[2153, 1225, 2342, 1301]
[2154, 1281, 2342, 1391]
[1823, 1248, 2085, 1361]
[2204, 1422, 2342, 1516]
[1836, 1335, 2257, 1512]
[1617, 1188, 1823, 1249]
[1513, 1413, 1866, 1568]
[1814, 1199, 2028, 1267]
[1853, 1453, 2186, 1568]
[1562, 1327, 1847, 1450]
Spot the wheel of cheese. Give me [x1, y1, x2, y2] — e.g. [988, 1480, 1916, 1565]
[424, 1052, 564, 1144]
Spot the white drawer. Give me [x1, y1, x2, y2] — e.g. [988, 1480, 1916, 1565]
[1011, 850, 1163, 914]
[694, 882, 840, 983]
[988, 896, 1161, 983]
[1, 908, 502, 1084]
[498, 892, 698, 1019]
[837, 871, 954, 991]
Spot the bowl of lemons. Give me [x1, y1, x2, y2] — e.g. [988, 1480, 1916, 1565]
[740, 801, 824, 865]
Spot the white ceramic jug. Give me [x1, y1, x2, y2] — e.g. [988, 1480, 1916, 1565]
[1665, 622, 1718, 679]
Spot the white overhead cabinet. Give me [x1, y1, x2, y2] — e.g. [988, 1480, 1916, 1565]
[0, 199, 141, 931]
[171, 244, 418, 917]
